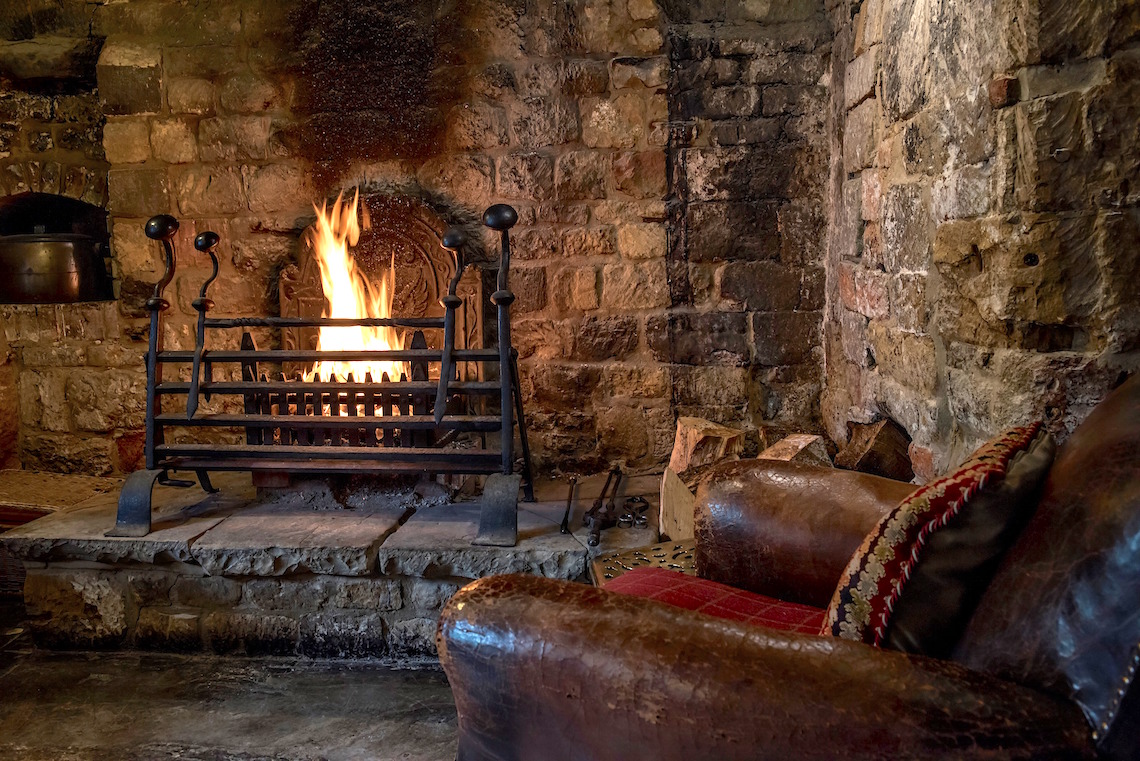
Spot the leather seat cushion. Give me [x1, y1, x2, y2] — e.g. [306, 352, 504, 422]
[605, 566, 826, 634]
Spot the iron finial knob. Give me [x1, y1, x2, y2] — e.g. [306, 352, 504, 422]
[483, 204, 518, 231]
[145, 214, 179, 241]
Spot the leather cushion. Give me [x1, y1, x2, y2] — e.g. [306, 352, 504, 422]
[823, 423, 1054, 655]
[605, 566, 826, 634]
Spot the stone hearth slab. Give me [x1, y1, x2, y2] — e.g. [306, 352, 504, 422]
[190, 501, 410, 577]
[376, 503, 588, 580]
[3, 473, 256, 564]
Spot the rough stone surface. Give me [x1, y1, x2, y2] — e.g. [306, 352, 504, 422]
[190, 503, 408, 577]
[376, 503, 587, 581]
[3, 474, 253, 564]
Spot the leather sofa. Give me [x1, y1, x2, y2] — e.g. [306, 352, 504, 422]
[438, 372, 1140, 760]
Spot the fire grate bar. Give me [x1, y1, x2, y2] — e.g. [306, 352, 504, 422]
[109, 204, 535, 545]
[155, 380, 501, 395]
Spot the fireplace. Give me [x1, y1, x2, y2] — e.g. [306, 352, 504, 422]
[109, 196, 535, 545]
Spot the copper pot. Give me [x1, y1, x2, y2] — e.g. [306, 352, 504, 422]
[0, 233, 115, 303]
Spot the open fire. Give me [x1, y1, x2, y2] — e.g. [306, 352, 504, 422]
[304, 191, 409, 383]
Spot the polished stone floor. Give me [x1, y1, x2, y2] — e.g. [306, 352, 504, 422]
[0, 599, 458, 761]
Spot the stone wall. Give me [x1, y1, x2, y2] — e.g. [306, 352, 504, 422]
[822, 0, 1140, 479]
[2, 0, 834, 477]
[1, 1, 110, 469]
[662, 0, 830, 451]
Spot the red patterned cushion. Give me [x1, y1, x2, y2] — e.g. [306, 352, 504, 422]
[823, 423, 1051, 651]
[605, 566, 826, 634]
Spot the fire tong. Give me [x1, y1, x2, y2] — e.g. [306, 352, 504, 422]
[583, 465, 622, 547]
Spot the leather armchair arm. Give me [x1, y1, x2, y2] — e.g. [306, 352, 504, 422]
[694, 459, 916, 607]
[438, 575, 1093, 761]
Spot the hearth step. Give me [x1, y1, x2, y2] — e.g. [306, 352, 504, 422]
[154, 413, 502, 431]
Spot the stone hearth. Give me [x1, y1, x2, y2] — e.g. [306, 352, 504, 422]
[3, 473, 660, 658]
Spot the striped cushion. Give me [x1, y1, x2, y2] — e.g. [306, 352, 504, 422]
[605, 566, 826, 634]
[823, 423, 1049, 651]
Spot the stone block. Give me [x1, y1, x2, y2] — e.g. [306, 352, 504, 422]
[611, 57, 667, 89]
[612, 150, 666, 198]
[563, 60, 610, 96]
[203, 611, 299, 655]
[838, 262, 890, 320]
[688, 201, 780, 262]
[882, 182, 933, 273]
[1015, 93, 1089, 212]
[445, 103, 509, 150]
[191, 502, 408, 577]
[617, 223, 666, 259]
[555, 150, 608, 200]
[403, 578, 463, 614]
[838, 307, 872, 367]
[845, 47, 879, 110]
[932, 214, 1100, 348]
[778, 202, 826, 265]
[96, 41, 161, 115]
[416, 154, 494, 202]
[719, 261, 802, 311]
[932, 163, 992, 222]
[601, 260, 669, 309]
[66, 369, 146, 432]
[171, 576, 242, 608]
[242, 576, 401, 613]
[602, 365, 671, 399]
[646, 312, 750, 366]
[1, 473, 252, 564]
[149, 118, 197, 164]
[498, 152, 555, 201]
[386, 616, 438, 657]
[729, 0, 820, 22]
[244, 163, 312, 214]
[570, 266, 599, 310]
[198, 115, 271, 161]
[581, 94, 645, 148]
[844, 98, 878, 171]
[746, 52, 825, 86]
[596, 404, 652, 461]
[862, 171, 882, 222]
[168, 77, 215, 115]
[559, 227, 612, 260]
[682, 146, 794, 201]
[869, 323, 938, 397]
[510, 97, 579, 147]
[23, 567, 128, 647]
[174, 166, 245, 215]
[521, 363, 601, 412]
[752, 311, 821, 365]
[299, 611, 387, 658]
[219, 73, 280, 113]
[801, 265, 825, 310]
[512, 265, 547, 313]
[135, 607, 202, 651]
[108, 168, 169, 216]
[102, 119, 150, 164]
[573, 315, 639, 361]
[375, 503, 587, 580]
[512, 227, 560, 261]
[705, 86, 762, 119]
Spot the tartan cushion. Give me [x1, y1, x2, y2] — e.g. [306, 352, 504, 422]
[605, 566, 826, 634]
[823, 422, 1052, 652]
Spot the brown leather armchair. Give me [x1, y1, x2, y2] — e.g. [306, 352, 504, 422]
[438, 374, 1140, 761]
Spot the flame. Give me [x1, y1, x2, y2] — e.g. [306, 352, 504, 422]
[303, 191, 408, 383]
